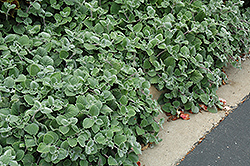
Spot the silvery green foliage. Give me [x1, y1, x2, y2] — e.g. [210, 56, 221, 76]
[0, 0, 249, 165]
[0, 53, 161, 165]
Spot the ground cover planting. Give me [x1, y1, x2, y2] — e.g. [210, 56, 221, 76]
[0, 0, 250, 165]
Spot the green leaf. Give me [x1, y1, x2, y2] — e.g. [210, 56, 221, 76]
[132, 144, 141, 154]
[95, 133, 106, 144]
[61, 7, 71, 17]
[17, 35, 29, 46]
[181, 95, 187, 104]
[101, 38, 112, 47]
[101, 105, 113, 114]
[152, 121, 159, 132]
[29, 25, 41, 34]
[120, 105, 127, 115]
[24, 95, 34, 105]
[43, 134, 54, 144]
[191, 105, 199, 113]
[147, 6, 155, 16]
[32, 2, 41, 10]
[22, 154, 35, 165]
[128, 152, 139, 164]
[59, 50, 69, 59]
[190, 70, 204, 84]
[47, 131, 59, 143]
[89, 105, 100, 117]
[142, 81, 150, 89]
[41, 107, 52, 114]
[42, 56, 54, 66]
[0, 149, 12, 164]
[92, 124, 100, 133]
[136, 126, 145, 135]
[184, 102, 193, 110]
[13, 25, 25, 34]
[110, 2, 120, 14]
[59, 126, 70, 134]
[25, 138, 37, 147]
[120, 95, 128, 105]
[90, 36, 100, 43]
[67, 138, 77, 147]
[156, 34, 163, 41]
[80, 160, 89, 166]
[64, 105, 79, 118]
[96, 119, 103, 126]
[133, 23, 143, 32]
[17, 9, 28, 17]
[103, 90, 115, 101]
[39, 32, 51, 38]
[127, 108, 136, 117]
[84, 39, 97, 48]
[108, 156, 118, 165]
[4, 77, 14, 88]
[39, 159, 52, 165]
[94, 23, 104, 34]
[27, 64, 41, 76]
[50, 72, 61, 82]
[195, 10, 206, 22]
[87, 77, 98, 87]
[16, 150, 24, 161]
[180, 46, 190, 58]
[4, 34, 16, 43]
[48, 96, 54, 105]
[83, 118, 94, 128]
[0, 45, 8, 50]
[172, 45, 180, 54]
[16, 75, 26, 83]
[143, 59, 152, 69]
[199, 93, 209, 105]
[77, 135, 86, 147]
[173, 101, 180, 108]
[207, 105, 218, 113]
[37, 143, 50, 153]
[24, 123, 39, 135]
[114, 135, 126, 145]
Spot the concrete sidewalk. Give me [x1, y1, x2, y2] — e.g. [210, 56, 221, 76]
[179, 96, 250, 166]
[140, 59, 250, 166]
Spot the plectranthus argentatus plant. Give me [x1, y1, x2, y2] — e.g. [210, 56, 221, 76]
[0, 0, 250, 165]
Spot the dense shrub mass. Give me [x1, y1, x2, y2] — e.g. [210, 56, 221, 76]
[0, 0, 249, 165]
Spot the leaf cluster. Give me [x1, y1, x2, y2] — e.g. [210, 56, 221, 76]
[0, 0, 250, 165]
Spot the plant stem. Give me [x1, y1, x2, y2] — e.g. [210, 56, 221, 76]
[113, 145, 120, 150]
[32, 110, 39, 121]
[104, 59, 113, 66]
[43, 18, 46, 27]
[156, 49, 167, 57]
[141, 90, 147, 96]
[184, 30, 192, 35]
[17, 53, 23, 61]
[90, 10, 93, 18]
[199, 66, 213, 74]
[124, 12, 129, 21]
[68, 52, 76, 60]
[26, 4, 32, 13]
[130, 73, 137, 77]
[128, 149, 133, 154]
[87, 115, 92, 118]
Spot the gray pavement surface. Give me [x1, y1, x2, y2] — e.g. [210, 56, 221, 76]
[179, 97, 250, 166]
